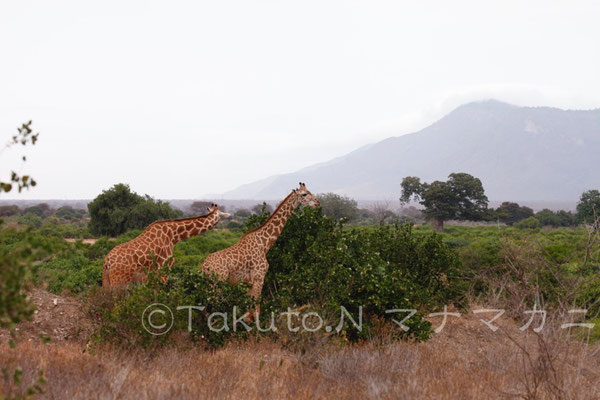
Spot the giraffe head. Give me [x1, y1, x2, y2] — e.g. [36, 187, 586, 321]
[207, 203, 232, 218]
[296, 182, 320, 208]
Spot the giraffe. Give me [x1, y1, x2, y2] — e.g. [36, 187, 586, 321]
[102, 203, 231, 287]
[202, 183, 320, 317]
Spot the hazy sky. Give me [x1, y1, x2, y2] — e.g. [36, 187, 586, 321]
[1, 0, 599, 199]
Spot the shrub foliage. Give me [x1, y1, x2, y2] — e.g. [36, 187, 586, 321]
[247, 207, 466, 341]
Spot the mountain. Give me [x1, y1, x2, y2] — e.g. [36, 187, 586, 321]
[221, 100, 600, 203]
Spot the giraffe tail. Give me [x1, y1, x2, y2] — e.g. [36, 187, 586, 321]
[102, 258, 110, 287]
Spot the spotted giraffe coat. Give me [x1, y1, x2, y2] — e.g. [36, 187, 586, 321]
[202, 185, 320, 303]
[103, 208, 224, 287]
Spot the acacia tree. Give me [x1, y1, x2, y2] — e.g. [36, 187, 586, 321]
[495, 202, 534, 225]
[371, 200, 396, 225]
[190, 201, 213, 214]
[400, 173, 488, 232]
[252, 202, 273, 215]
[577, 190, 600, 224]
[318, 192, 358, 221]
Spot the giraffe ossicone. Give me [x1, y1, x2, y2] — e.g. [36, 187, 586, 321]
[202, 182, 320, 318]
[102, 203, 230, 287]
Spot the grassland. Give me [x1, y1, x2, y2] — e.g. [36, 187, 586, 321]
[2, 216, 600, 399]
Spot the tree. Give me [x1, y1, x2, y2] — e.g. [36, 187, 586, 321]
[533, 208, 575, 227]
[535, 209, 561, 227]
[23, 203, 52, 218]
[577, 190, 600, 224]
[0, 122, 47, 396]
[234, 208, 251, 218]
[400, 173, 488, 231]
[252, 202, 273, 215]
[371, 200, 396, 225]
[55, 205, 86, 220]
[556, 210, 576, 227]
[318, 192, 358, 221]
[18, 212, 43, 228]
[0, 121, 38, 194]
[495, 202, 534, 226]
[1, 122, 40, 332]
[88, 183, 181, 236]
[0, 205, 20, 217]
[398, 205, 425, 221]
[190, 201, 213, 214]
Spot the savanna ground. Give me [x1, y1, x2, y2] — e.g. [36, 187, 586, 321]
[2, 212, 600, 399]
[2, 288, 599, 399]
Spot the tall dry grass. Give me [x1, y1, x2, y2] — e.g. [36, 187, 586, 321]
[2, 317, 599, 400]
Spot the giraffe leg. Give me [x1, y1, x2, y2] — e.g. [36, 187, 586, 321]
[132, 271, 148, 283]
[247, 263, 267, 322]
[159, 258, 174, 284]
[247, 284, 263, 323]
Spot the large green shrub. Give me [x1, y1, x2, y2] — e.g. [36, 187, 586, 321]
[514, 216, 541, 229]
[0, 230, 39, 331]
[247, 207, 467, 341]
[89, 266, 253, 349]
[0, 121, 41, 335]
[35, 252, 102, 294]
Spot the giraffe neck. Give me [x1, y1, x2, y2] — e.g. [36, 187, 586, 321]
[253, 192, 300, 251]
[166, 212, 220, 243]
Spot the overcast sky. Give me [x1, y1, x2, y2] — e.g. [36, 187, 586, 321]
[1, 0, 599, 200]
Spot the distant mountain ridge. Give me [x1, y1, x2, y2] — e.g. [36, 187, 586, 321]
[221, 100, 600, 202]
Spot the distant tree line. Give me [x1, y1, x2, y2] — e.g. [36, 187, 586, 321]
[400, 172, 600, 231]
[0, 203, 89, 228]
[5, 177, 600, 236]
[493, 202, 577, 228]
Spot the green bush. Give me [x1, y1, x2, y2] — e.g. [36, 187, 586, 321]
[247, 207, 467, 341]
[0, 227, 58, 336]
[173, 230, 242, 267]
[35, 252, 102, 294]
[514, 216, 541, 229]
[89, 266, 253, 349]
[18, 213, 42, 228]
[84, 237, 120, 261]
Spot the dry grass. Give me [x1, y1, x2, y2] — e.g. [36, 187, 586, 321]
[2, 311, 599, 400]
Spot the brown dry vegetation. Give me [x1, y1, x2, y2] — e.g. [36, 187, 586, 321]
[1, 290, 599, 400]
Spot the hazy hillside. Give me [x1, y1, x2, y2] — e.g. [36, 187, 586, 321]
[221, 100, 600, 203]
